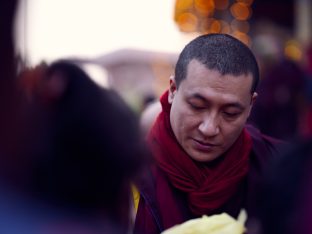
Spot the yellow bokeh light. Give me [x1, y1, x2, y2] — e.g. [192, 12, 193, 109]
[177, 12, 198, 32]
[194, 0, 215, 15]
[230, 2, 251, 20]
[284, 40, 302, 61]
[214, 0, 229, 10]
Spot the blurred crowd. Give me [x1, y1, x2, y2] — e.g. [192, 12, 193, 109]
[248, 32, 312, 141]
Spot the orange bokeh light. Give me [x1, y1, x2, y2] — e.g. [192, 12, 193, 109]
[230, 2, 251, 20]
[237, 0, 254, 6]
[174, 0, 254, 40]
[210, 19, 221, 33]
[194, 0, 215, 15]
[177, 12, 198, 32]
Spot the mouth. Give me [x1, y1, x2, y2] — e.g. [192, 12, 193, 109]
[192, 139, 219, 152]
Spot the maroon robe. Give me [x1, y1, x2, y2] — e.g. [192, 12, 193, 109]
[134, 124, 285, 234]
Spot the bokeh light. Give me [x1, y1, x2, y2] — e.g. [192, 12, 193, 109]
[174, 0, 255, 45]
[175, 0, 194, 11]
[210, 19, 221, 33]
[236, 0, 254, 6]
[284, 40, 302, 61]
[194, 0, 215, 16]
[230, 2, 251, 21]
[177, 12, 198, 32]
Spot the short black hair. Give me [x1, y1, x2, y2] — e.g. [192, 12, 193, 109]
[174, 34, 259, 93]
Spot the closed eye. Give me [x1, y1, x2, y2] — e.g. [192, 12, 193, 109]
[188, 102, 205, 110]
[223, 112, 241, 118]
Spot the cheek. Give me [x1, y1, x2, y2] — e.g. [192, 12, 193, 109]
[222, 120, 245, 143]
[180, 117, 198, 133]
[170, 109, 198, 137]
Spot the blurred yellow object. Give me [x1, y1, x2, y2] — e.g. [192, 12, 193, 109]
[161, 210, 246, 234]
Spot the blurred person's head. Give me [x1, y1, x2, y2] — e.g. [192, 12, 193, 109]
[2, 60, 145, 232]
[168, 34, 258, 162]
[248, 58, 306, 140]
[251, 34, 283, 77]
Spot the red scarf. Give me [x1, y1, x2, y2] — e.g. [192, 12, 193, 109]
[148, 91, 252, 219]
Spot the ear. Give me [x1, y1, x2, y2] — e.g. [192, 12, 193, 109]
[250, 92, 258, 105]
[247, 92, 258, 116]
[168, 75, 177, 104]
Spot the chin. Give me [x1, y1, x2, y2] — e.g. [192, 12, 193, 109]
[190, 153, 219, 163]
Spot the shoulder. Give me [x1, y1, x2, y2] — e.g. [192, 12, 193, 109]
[133, 166, 164, 233]
[246, 124, 287, 151]
[246, 124, 288, 164]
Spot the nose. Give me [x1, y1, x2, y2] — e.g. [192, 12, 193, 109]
[198, 113, 220, 137]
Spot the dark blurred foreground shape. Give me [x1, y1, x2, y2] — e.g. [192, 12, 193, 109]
[0, 2, 146, 232]
[0, 0, 19, 155]
[258, 137, 312, 234]
[0, 59, 146, 233]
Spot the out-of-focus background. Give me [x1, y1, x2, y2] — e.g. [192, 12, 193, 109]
[15, 0, 312, 139]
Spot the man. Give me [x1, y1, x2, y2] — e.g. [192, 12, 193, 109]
[134, 34, 284, 234]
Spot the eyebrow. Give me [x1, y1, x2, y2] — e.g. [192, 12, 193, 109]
[189, 93, 245, 111]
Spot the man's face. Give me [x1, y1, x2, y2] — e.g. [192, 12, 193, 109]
[169, 59, 257, 162]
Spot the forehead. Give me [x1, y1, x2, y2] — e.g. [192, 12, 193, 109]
[180, 59, 253, 103]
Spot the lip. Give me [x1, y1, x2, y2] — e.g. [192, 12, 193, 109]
[192, 139, 219, 152]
